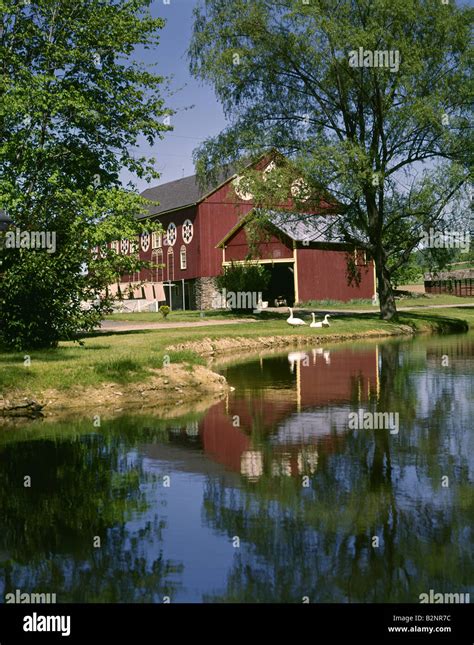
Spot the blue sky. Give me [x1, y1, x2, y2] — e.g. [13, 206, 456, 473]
[121, 0, 227, 192]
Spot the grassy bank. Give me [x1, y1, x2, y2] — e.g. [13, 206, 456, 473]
[105, 294, 473, 322]
[1, 306, 472, 398]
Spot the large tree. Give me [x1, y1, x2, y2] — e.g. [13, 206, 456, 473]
[189, 0, 472, 319]
[0, 0, 169, 348]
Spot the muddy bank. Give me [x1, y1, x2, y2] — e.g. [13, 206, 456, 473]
[0, 364, 229, 423]
[166, 326, 415, 357]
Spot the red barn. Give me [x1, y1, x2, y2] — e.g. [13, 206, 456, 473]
[217, 210, 375, 305]
[113, 156, 375, 309]
[117, 168, 254, 309]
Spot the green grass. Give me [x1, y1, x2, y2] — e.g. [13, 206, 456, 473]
[104, 309, 241, 323]
[1, 307, 472, 396]
[297, 294, 473, 310]
[105, 295, 474, 321]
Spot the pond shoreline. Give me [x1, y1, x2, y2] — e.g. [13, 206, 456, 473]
[165, 325, 415, 357]
[0, 323, 428, 422]
[1, 311, 471, 421]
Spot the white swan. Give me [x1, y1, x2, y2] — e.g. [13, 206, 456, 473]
[286, 307, 306, 326]
[310, 313, 330, 328]
[310, 313, 321, 328]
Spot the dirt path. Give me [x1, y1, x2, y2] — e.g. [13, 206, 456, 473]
[99, 318, 259, 332]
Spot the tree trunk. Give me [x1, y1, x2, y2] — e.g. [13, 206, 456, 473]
[375, 253, 398, 320]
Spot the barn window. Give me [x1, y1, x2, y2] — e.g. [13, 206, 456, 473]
[167, 222, 177, 246]
[153, 248, 163, 282]
[111, 240, 120, 253]
[182, 219, 194, 244]
[167, 247, 175, 281]
[120, 238, 129, 254]
[180, 245, 187, 270]
[140, 232, 150, 252]
[130, 236, 139, 254]
[354, 249, 367, 265]
[152, 231, 162, 249]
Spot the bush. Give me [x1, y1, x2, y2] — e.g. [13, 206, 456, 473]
[215, 261, 271, 311]
[159, 305, 171, 318]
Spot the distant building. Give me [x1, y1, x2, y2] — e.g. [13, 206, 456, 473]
[0, 209, 12, 232]
[0, 209, 13, 278]
[424, 269, 474, 297]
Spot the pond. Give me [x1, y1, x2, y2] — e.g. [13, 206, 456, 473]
[0, 333, 473, 603]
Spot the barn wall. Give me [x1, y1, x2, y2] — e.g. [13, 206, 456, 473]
[296, 246, 375, 301]
[197, 181, 253, 277]
[117, 205, 200, 283]
[224, 226, 293, 262]
[147, 205, 199, 281]
[424, 278, 474, 297]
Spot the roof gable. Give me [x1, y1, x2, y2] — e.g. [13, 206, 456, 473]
[217, 209, 344, 247]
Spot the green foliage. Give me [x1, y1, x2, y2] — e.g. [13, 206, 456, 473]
[215, 261, 271, 309]
[0, 0, 170, 349]
[159, 305, 171, 318]
[189, 0, 472, 320]
[390, 255, 424, 288]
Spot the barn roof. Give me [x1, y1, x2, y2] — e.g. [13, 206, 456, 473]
[137, 150, 339, 221]
[267, 211, 343, 243]
[217, 209, 344, 247]
[424, 268, 474, 281]
[138, 166, 241, 219]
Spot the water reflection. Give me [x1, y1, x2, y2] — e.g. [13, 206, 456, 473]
[0, 334, 472, 602]
[203, 344, 380, 479]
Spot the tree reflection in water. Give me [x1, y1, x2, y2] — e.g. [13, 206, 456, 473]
[202, 339, 474, 602]
[0, 425, 183, 602]
[0, 336, 472, 603]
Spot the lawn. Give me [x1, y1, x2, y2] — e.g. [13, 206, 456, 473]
[105, 294, 473, 322]
[1, 306, 472, 397]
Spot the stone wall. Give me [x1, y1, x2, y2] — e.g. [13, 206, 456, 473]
[193, 276, 219, 310]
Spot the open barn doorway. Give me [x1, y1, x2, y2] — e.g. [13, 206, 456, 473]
[263, 262, 295, 307]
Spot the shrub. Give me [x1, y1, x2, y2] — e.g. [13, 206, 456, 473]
[159, 305, 171, 318]
[215, 261, 270, 311]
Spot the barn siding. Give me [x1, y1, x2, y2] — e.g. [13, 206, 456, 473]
[196, 181, 253, 276]
[146, 205, 199, 281]
[224, 226, 293, 262]
[296, 246, 375, 301]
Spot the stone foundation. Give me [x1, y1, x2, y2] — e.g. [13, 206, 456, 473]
[193, 276, 220, 310]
